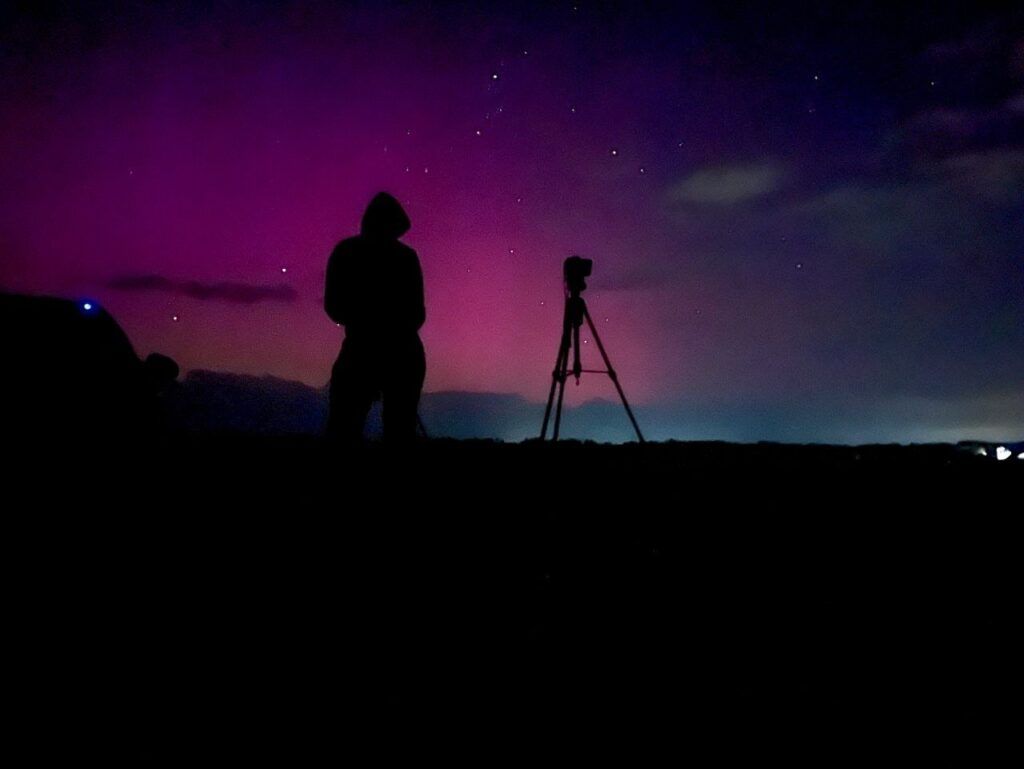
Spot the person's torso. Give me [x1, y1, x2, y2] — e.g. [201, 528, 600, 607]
[334, 236, 421, 338]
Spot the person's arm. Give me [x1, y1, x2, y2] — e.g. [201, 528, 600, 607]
[324, 243, 347, 325]
[410, 250, 426, 331]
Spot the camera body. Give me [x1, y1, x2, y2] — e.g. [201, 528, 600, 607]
[563, 255, 593, 294]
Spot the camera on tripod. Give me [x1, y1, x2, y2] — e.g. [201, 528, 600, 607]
[563, 256, 593, 294]
[541, 255, 645, 442]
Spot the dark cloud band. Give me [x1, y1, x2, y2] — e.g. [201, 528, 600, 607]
[108, 275, 297, 304]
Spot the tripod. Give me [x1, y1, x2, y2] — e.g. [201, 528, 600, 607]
[539, 281, 645, 442]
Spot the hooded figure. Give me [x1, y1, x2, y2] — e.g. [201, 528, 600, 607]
[325, 192, 426, 443]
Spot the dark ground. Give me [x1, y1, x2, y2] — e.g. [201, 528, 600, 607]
[10, 437, 1019, 762]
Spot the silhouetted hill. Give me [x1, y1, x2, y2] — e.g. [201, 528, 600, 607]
[163, 370, 327, 435]
[161, 370, 1024, 447]
[163, 369, 582, 440]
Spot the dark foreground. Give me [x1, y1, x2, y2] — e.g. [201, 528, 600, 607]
[11, 437, 1019, 761]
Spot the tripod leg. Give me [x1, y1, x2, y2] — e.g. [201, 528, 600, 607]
[553, 355, 568, 440]
[583, 304, 645, 443]
[572, 309, 582, 382]
[540, 326, 571, 439]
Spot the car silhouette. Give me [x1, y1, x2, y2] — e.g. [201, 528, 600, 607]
[0, 292, 179, 446]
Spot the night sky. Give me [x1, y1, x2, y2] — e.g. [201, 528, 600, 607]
[2, 1, 1022, 442]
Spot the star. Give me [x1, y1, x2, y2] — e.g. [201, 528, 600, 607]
[475, 129, 482, 136]
[172, 315, 179, 322]
[639, 167, 646, 174]
[491, 73, 499, 81]
[280, 267, 288, 273]
[610, 148, 618, 156]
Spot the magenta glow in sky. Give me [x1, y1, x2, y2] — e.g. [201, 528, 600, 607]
[2, 2, 1022, 441]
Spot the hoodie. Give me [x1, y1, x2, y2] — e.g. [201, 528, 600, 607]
[324, 193, 425, 337]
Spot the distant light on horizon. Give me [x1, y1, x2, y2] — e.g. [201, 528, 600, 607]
[995, 446, 1011, 461]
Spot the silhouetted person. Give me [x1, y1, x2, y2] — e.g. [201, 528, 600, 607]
[325, 192, 426, 444]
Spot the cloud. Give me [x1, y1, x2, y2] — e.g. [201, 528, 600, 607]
[792, 147, 1024, 219]
[623, 143, 1024, 406]
[108, 274, 298, 304]
[902, 102, 1024, 158]
[925, 19, 1015, 64]
[666, 161, 786, 205]
[772, 149, 1024, 398]
[940, 147, 1024, 200]
[900, 20, 1024, 160]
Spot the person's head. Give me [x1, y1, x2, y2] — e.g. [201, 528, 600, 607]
[360, 192, 411, 240]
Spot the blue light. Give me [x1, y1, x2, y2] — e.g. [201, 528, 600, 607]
[82, 302, 93, 311]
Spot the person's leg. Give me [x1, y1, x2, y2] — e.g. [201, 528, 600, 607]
[327, 343, 376, 446]
[382, 337, 426, 445]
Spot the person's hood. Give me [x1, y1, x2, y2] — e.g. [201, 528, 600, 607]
[360, 192, 411, 240]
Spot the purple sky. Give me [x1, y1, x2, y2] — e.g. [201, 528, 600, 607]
[2, 2, 1022, 441]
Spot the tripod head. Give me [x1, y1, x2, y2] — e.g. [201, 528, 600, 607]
[563, 256, 593, 296]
